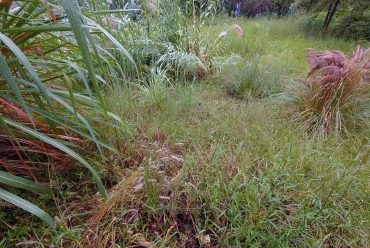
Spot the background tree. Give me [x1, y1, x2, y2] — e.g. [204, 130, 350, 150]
[273, 0, 295, 16]
[224, 0, 294, 18]
[293, 0, 370, 38]
[241, 0, 272, 17]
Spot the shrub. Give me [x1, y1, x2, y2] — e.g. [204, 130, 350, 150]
[334, 13, 370, 41]
[290, 47, 370, 135]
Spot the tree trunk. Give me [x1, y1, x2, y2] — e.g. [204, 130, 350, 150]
[322, 3, 333, 29]
[322, 0, 340, 37]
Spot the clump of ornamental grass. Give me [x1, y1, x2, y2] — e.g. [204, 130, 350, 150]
[291, 47, 370, 135]
[156, 46, 207, 81]
[139, 68, 172, 109]
[224, 56, 286, 99]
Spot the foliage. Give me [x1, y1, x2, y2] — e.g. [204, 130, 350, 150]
[289, 47, 370, 135]
[334, 7, 370, 40]
[293, 0, 370, 40]
[0, 0, 231, 228]
[51, 81, 369, 247]
[225, 57, 285, 99]
[157, 45, 207, 81]
[1, 1, 369, 246]
[94, 0, 230, 82]
[0, 0, 134, 227]
[139, 68, 171, 108]
[272, 0, 295, 16]
[224, 0, 294, 17]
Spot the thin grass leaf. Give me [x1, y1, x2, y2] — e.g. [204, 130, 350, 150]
[63, 73, 77, 116]
[46, 90, 103, 154]
[0, 188, 56, 230]
[0, 171, 51, 194]
[16, 78, 103, 154]
[28, 106, 117, 153]
[3, 118, 107, 199]
[60, 0, 105, 110]
[0, 24, 72, 34]
[0, 51, 31, 120]
[0, 33, 54, 111]
[59, 59, 93, 98]
[83, 9, 141, 16]
[86, 17, 138, 73]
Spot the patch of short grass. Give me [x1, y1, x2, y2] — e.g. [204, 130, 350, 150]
[65, 82, 368, 247]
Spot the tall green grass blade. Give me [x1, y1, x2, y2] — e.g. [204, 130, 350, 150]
[0, 171, 51, 194]
[63, 73, 77, 116]
[14, 2, 40, 28]
[4, 1, 28, 27]
[46, 90, 103, 154]
[61, 0, 105, 109]
[83, 9, 141, 16]
[96, 45, 125, 80]
[0, 24, 72, 34]
[0, 33, 54, 111]
[0, 188, 56, 231]
[60, 59, 93, 98]
[27, 106, 117, 153]
[15, 78, 103, 154]
[3, 118, 107, 199]
[86, 17, 138, 74]
[0, 51, 31, 120]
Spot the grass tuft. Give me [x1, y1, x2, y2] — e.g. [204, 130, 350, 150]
[287, 47, 370, 135]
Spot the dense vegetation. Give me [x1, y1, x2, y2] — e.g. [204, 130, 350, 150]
[0, 0, 369, 247]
